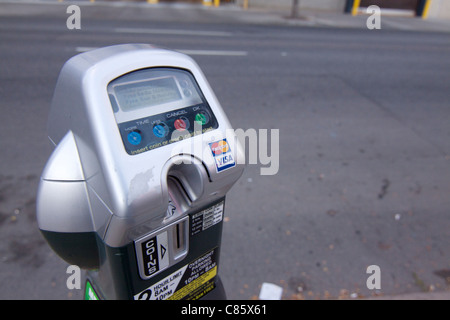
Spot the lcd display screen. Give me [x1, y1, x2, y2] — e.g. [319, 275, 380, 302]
[114, 77, 182, 111]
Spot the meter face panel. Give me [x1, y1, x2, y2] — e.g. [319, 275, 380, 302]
[107, 68, 218, 155]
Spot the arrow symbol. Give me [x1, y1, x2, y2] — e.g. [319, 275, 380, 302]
[160, 244, 167, 260]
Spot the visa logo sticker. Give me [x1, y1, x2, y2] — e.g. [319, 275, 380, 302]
[209, 139, 236, 173]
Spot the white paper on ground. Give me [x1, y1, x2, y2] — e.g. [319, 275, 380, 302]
[259, 282, 283, 300]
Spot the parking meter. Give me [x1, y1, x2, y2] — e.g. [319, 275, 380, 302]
[36, 44, 244, 300]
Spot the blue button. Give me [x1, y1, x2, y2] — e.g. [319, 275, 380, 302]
[153, 124, 166, 138]
[127, 131, 142, 145]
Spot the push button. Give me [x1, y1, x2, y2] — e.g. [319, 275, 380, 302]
[153, 124, 167, 138]
[174, 117, 189, 131]
[127, 131, 142, 145]
[195, 111, 210, 125]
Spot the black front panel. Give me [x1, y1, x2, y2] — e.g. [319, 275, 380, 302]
[118, 103, 218, 155]
[107, 67, 219, 156]
[86, 198, 226, 300]
[132, 198, 226, 300]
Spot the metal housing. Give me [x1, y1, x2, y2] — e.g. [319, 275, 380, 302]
[37, 44, 245, 252]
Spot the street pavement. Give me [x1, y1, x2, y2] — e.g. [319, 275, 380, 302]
[2, 0, 450, 32]
[0, 1, 449, 300]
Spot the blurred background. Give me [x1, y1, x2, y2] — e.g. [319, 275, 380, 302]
[0, 0, 449, 300]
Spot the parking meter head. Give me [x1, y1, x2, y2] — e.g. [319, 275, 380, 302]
[37, 44, 244, 298]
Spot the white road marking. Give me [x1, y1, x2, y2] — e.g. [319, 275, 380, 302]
[115, 27, 232, 37]
[75, 47, 97, 52]
[175, 49, 248, 56]
[75, 47, 248, 56]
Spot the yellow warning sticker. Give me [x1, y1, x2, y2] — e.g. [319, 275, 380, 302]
[134, 248, 218, 300]
[168, 266, 217, 300]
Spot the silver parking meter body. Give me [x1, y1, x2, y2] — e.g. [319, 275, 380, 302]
[36, 44, 244, 300]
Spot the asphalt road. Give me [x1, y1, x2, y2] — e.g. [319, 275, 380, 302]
[0, 2, 449, 300]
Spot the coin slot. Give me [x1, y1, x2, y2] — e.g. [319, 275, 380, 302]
[172, 219, 187, 260]
[176, 223, 181, 249]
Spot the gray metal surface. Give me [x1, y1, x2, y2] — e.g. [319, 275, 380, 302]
[37, 44, 244, 248]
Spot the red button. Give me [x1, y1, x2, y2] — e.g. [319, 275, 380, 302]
[174, 118, 187, 131]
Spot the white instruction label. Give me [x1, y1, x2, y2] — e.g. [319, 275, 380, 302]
[190, 201, 224, 236]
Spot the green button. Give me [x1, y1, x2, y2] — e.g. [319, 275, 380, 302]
[195, 113, 207, 125]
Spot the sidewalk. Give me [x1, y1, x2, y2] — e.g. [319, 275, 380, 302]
[1, 0, 450, 33]
[289, 9, 450, 32]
